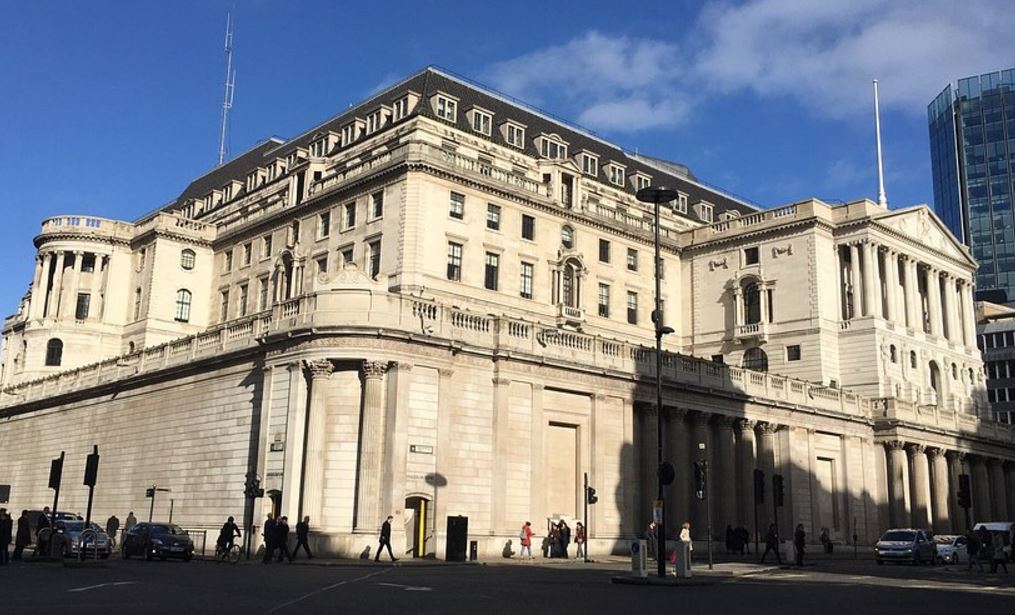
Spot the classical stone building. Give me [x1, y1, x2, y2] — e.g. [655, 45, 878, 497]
[1, 67, 1013, 558]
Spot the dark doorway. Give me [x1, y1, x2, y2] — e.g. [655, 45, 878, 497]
[405, 496, 431, 558]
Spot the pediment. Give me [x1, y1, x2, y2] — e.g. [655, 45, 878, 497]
[321, 263, 383, 290]
[874, 206, 974, 266]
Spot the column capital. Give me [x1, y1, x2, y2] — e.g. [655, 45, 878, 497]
[492, 376, 511, 386]
[690, 410, 711, 426]
[945, 450, 966, 462]
[593, 393, 608, 402]
[438, 367, 454, 378]
[756, 421, 780, 436]
[884, 440, 906, 452]
[714, 414, 736, 429]
[905, 443, 927, 456]
[362, 360, 389, 380]
[392, 361, 413, 372]
[926, 447, 945, 461]
[304, 359, 334, 379]
[668, 407, 688, 420]
[737, 418, 756, 433]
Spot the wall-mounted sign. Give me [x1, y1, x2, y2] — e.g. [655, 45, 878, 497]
[270, 441, 285, 452]
[410, 444, 434, 455]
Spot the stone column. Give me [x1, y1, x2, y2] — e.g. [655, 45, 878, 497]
[989, 458, 1007, 521]
[667, 409, 689, 533]
[971, 456, 991, 524]
[907, 444, 931, 529]
[849, 244, 863, 318]
[904, 258, 919, 329]
[301, 359, 333, 526]
[46, 251, 65, 318]
[865, 242, 882, 317]
[945, 451, 966, 533]
[1005, 462, 1015, 521]
[885, 249, 899, 323]
[885, 441, 908, 528]
[61, 251, 83, 319]
[756, 422, 778, 531]
[928, 268, 943, 337]
[29, 254, 45, 319]
[737, 419, 757, 532]
[835, 245, 846, 320]
[928, 448, 951, 534]
[688, 412, 711, 534]
[733, 287, 743, 326]
[962, 282, 978, 348]
[491, 376, 512, 533]
[89, 254, 104, 320]
[714, 415, 737, 532]
[355, 360, 388, 530]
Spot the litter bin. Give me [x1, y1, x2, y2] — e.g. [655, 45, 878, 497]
[469, 540, 478, 561]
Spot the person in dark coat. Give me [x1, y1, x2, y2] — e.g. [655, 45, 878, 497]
[375, 515, 397, 562]
[124, 512, 137, 532]
[558, 520, 571, 559]
[14, 510, 31, 560]
[725, 525, 735, 555]
[293, 516, 312, 559]
[105, 515, 120, 545]
[645, 521, 658, 560]
[736, 526, 750, 555]
[217, 516, 241, 554]
[793, 524, 806, 566]
[275, 516, 293, 563]
[261, 513, 277, 564]
[760, 523, 782, 564]
[36, 506, 51, 556]
[0, 509, 12, 565]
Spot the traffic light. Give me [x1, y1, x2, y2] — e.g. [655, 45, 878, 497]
[145, 487, 155, 498]
[83, 447, 100, 487]
[753, 469, 765, 505]
[586, 486, 598, 505]
[244, 474, 264, 499]
[773, 474, 785, 508]
[48, 456, 64, 490]
[957, 474, 971, 509]
[693, 461, 706, 500]
[658, 461, 675, 486]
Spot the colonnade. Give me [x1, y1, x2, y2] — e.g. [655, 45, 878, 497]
[837, 240, 976, 345]
[883, 440, 1015, 534]
[29, 249, 109, 321]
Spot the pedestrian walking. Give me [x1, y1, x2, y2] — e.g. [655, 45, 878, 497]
[820, 528, 832, 554]
[375, 515, 397, 562]
[275, 516, 293, 563]
[36, 506, 51, 556]
[558, 520, 571, 559]
[13, 510, 30, 561]
[293, 516, 313, 560]
[966, 528, 984, 572]
[760, 523, 782, 564]
[725, 525, 735, 555]
[261, 513, 277, 564]
[645, 521, 658, 560]
[679, 521, 693, 569]
[736, 526, 750, 555]
[793, 524, 806, 566]
[105, 515, 120, 545]
[0, 509, 12, 566]
[574, 521, 586, 560]
[519, 521, 534, 559]
[990, 531, 1008, 573]
[124, 511, 137, 533]
[548, 523, 560, 557]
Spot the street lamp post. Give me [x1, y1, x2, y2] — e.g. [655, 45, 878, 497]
[637, 186, 679, 578]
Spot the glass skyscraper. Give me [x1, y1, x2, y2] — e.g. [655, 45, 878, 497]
[929, 68, 1015, 302]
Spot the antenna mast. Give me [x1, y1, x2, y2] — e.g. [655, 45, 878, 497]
[873, 79, 888, 208]
[217, 13, 236, 166]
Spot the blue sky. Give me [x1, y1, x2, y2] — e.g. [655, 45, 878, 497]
[2, 0, 1012, 311]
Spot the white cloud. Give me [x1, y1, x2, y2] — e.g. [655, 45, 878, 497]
[693, 0, 1015, 117]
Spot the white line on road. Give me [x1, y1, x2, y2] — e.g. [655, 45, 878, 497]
[376, 582, 434, 592]
[68, 581, 136, 593]
[265, 568, 393, 614]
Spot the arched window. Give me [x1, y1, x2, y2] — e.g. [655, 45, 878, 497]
[45, 338, 63, 366]
[889, 344, 897, 363]
[744, 283, 762, 324]
[910, 351, 917, 369]
[561, 225, 575, 249]
[928, 361, 941, 396]
[951, 363, 958, 380]
[128, 341, 135, 354]
[180, 249, 196, 270]
[175, 289, 192, 322]
[742, 347, 768, 372]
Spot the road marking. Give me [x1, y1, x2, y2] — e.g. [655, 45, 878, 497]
[265, 568, 392, 614]
[68, 581, 135, 593]
[376, 582, 434, 592]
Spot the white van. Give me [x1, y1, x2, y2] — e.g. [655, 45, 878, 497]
[972, 522, 1014, 560]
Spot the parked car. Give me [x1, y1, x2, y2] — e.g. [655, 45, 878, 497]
[122, 522, 194, 561]
[25, 510, 81, 539]
[933, 534, 967, 564]
[973, 522, 1014, 561]
[54, 520, 112, 559]
[874, 529, 937, 565]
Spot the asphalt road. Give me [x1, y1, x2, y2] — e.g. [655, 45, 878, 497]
[2, 556, 1012, 614]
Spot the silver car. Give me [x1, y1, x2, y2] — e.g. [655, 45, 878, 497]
[874, 529, 937, 565]
[55, 520, 112, 559]
[934, 534, 968, 564]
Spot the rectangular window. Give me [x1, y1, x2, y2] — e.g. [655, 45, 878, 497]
[447, 242, 463, 281]
[134, 288, 142, 320]
[609, 165, 625, 187]
[540, 138, 567, 160]
[242, 242, 252, 266]
[486, 203, 501, 230]
[599, 239, 611, 263]
[744, 246, 759, 266]
[598, 283, 610, 318]
[627, 248, 638, 271]
[472, 109, 491, 135]
[506, 123, 525, 148]
[581, 153, 598, 176]
[520, 262, 533, 299]
[318, 211, 331, 239]
[344, 202, 357, 230]
[366, 110, 383, 134]
[436, 96, 457, 121]
[223, 250, 233, 272]
[220, 290, 230, 321]
[392, 96, 410, 120]
[258, 277, 269, 310]
[316, 255, 328, 275]
[368, 240, 381, 278]
[484, 252, 499, 291]
[787, 345, 801, 361]
[371, 191, 384, 219]
[262, 235, 273, 259]
[75, 293, 91, 320]
[711, 354, 724, 364]
[626, 291, 638, 324]
[521, 214, 535, 240]
[676, 194, 688, 214]
[635, 175, 651, 191]
[698, 202, 714, 223]
[238, 284, 249, 317]
[341, 247, 354, 267]
[449, 192, 465, 219]
[81, 254, 96, 273]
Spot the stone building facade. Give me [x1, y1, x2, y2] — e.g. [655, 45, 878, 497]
[1, 67, 1013, 558]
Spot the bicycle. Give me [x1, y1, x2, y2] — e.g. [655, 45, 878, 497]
[215, 542, 242, 564]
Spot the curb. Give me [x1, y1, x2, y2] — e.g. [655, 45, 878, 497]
[611, 576, 715, 587]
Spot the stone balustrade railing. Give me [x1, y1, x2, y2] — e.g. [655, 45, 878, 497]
[871, 396, 1011, 444]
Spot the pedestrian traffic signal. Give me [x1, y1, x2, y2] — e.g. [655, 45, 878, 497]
[48, 456, 64, 490]
[753, 469, 765, 505]
[693, 461, 706, 500]
[957, 474, 971, 509]
[586, 486, 598, 505]
[83, 447, 100, 487]
[772, 474, 785, 508]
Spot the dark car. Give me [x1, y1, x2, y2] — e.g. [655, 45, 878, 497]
[122, 522, 194, 561]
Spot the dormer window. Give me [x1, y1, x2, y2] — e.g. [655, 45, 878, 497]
[393, 96, 409, 121]
[366, 107, 390, 134]
[580, 152, 599, 176]
[695, 200, 714, 223]
[246, 168, 267, 192]
[266, 158, 287, 182]
[202, 190, 222, 212]
[286, 148, 308, 169]
[340, 120, 364, 147]
[433, 93, 458, 122]
[468, 107, 492, 136]
[632, 173, 652, 191]
[674, 193, 688, 214]
[538, 135, 568, 160]
[606, 163, 626, 187]
[502, 121, 526, 148]
[221, 180, 242, 202]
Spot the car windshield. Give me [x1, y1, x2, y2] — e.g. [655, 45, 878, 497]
[881, 531, 915, 542]
[934, 535, 957, 544]
[151, 524, 187, 535]
[57, 521, 101, 533]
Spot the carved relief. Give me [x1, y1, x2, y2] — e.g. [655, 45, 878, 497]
[708, 257, 728, 271]
[303, 359, 334, 379]
[771, 244, 793, 258]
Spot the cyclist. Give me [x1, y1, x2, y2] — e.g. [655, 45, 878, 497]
[216, 516, 241, 556]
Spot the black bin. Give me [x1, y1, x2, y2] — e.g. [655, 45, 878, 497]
[469, 540, 478, 561]
[445, 515, 468, 562]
